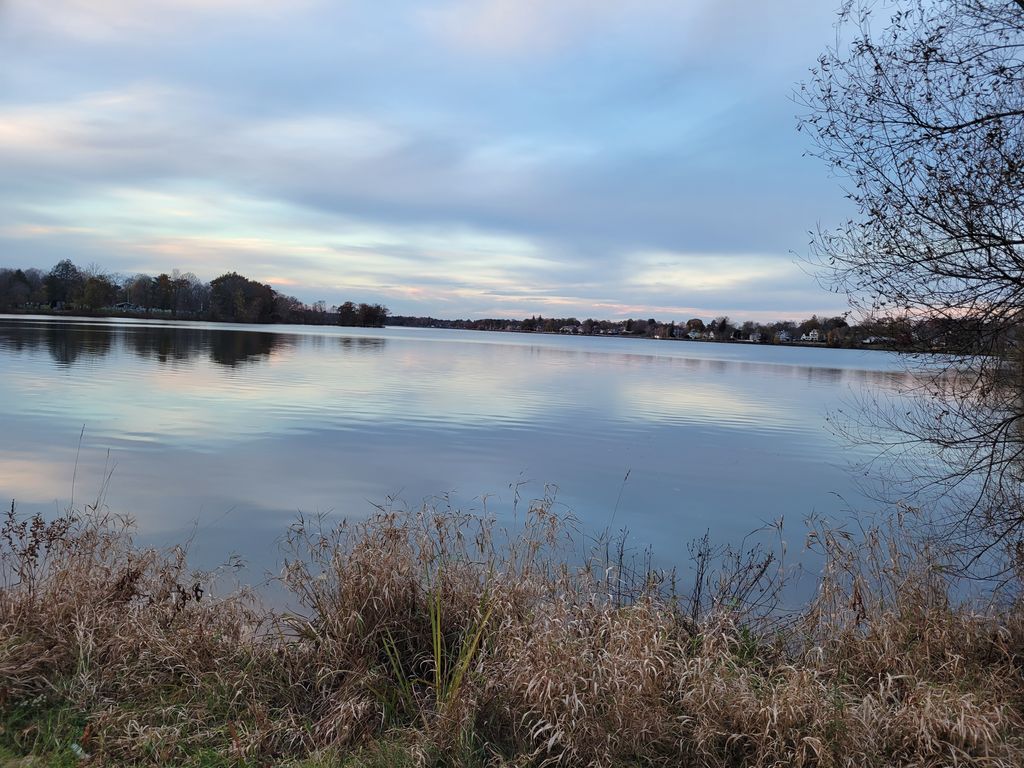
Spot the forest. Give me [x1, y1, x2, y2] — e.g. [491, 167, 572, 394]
[0, 260, 389, 327]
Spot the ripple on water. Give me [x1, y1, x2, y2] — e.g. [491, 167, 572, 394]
[0, 318, 923, 573]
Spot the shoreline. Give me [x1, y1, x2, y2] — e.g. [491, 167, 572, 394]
[1, 502, 1020, 767]
[1, 309, 910, 353]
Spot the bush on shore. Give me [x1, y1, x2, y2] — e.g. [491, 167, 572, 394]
[1, 497, 1022, 767]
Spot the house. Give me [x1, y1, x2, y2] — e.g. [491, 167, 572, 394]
[703, 330, 717, 340]
[776, 330, 792, 343]
[687, 330, 701, 340]
[800, 329, 821, 342]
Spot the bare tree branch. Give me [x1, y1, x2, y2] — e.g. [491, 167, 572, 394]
[799, 0, 1024, 574]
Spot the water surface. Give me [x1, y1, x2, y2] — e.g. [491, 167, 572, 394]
[0, 316, 914, 577]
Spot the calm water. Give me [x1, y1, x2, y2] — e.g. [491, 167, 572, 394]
[0, 315, 916, 578]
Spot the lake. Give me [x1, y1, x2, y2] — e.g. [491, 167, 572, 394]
[0, 315, 917, 580]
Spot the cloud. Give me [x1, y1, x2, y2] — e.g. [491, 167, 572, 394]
[627, 251, 798, 293]
[419, 0, 834, 72]
[3, 0, 313, 42]
[419, 0, 653, 57]
[420, 0, 774, 61]
[0, 0, 854, 320]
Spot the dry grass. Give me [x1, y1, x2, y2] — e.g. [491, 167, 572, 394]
[1, 496, 1022, 767]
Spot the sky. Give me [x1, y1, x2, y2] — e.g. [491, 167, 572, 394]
[0, 1, 855, 321]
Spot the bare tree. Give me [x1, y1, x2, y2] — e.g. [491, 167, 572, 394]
[800, 0, 1024, 572]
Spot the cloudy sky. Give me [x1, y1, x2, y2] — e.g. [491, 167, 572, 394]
[0, 1, 853, 321]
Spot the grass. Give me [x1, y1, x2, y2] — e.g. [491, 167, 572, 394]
[1, 496, 1022, 767]
[0, 699, 85, 768]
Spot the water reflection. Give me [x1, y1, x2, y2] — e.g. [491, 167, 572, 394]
[9, 323, 115, 366]
[127, 326, 203, 365]
[0, 320, 387, 368]
[0, 316, 928, 578]
[337, 336, 386, 353]
[211, 331, 286, 367]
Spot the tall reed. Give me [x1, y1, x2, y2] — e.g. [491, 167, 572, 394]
[1, 496, 1021, 766]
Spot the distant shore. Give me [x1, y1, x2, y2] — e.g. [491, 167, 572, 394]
[2, 307, 911, 352]
[1, 258, 939, 352]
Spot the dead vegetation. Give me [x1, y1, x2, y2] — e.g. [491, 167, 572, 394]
[1, 495, 1022, 767]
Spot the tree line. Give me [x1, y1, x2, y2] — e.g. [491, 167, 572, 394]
[1, 260, 1002, 354]
[389, 311, 992, 351]
[0, 260, 389, 327]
